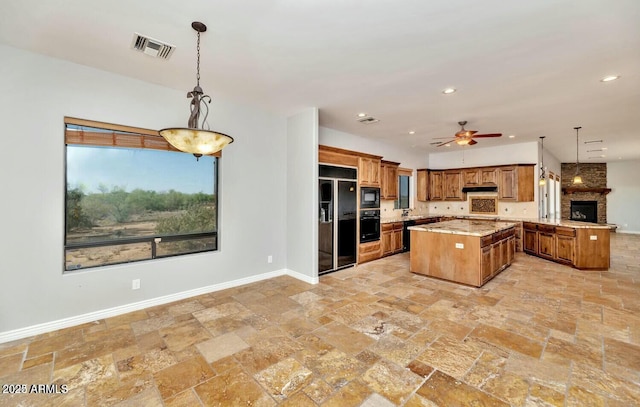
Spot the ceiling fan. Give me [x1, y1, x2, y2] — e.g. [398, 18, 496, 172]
[433, 121, 502, 147]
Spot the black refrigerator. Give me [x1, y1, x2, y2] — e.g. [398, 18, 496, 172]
[318, 171, 357, 275]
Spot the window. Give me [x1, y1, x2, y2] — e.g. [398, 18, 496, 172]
[64, 117, 220, 272]
[394, 172, 411, 210]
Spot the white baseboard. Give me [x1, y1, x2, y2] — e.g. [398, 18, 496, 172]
[0, 268, 318, 344]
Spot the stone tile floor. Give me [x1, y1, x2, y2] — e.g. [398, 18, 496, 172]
[1, 233, 639, 406]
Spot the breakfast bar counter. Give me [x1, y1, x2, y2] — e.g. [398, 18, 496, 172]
[409, 220, 517, 287]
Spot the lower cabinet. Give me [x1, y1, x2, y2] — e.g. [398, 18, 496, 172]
[521, 222, 608, 270]
[359, 240, 382, 264]
[382, 222, 403, 257]
[480, 227, 515, 284]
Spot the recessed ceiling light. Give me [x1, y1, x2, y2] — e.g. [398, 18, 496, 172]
[601, 75, 620, 82]
[602, 147, 608, 150]
[442, 88, 456, 94]
[508, 135, 516, 139]
[408, 131, 415, 135]
[357, 112, 367, 117]
[445, 144, 451, 147]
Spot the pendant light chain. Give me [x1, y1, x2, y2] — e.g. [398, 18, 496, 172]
[196, 31, 201, 87]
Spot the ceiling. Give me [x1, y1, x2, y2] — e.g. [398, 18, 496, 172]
[1, 0, 639, 163]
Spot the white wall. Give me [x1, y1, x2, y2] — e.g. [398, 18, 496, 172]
[287, 109, 319, 282]
[428, 142, 540, 219]
[0, 45, 289, 335]
[607, 160, 640, 233]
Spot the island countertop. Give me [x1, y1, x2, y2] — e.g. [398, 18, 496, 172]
[382, 215, 614, 229]
[408, 219, 517, 237]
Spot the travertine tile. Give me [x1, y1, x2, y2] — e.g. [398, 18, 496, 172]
[3, 233, 639, 405]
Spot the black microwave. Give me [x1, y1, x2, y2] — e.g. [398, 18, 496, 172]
[360, 187, 380, 209]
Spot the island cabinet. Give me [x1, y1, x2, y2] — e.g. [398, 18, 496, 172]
[498, 165, 535, 202]
[381, 222, 403, 257]
[410, 220, 516, 287]
[359, 157, 381, 187]
[522, 221, 609, 269]
[416, 169, 429, 202]
[380, 160, 400, 200]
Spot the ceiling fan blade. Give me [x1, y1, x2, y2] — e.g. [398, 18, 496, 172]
[456, 130, 478, 137]
[432, 137, 455, 140]
[472, 133, 502, 138]
[436, 139, 457, 147]
[468, 139, 478, 145]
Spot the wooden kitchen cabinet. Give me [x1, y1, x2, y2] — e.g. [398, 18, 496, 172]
[522, 221, 609, 270]
[417, 169, 429, 202]
[359, 240, 381, 263]
[480, 168, 498, 185]
[358, 157, 381, 187]
[429, 170, 444, 200]
[462, 168, 480, 185]
[381, 222, 403, 257]
[443, 170, 466, 201]
[380, 160, 400, 200]
[498, 165, 534, 202]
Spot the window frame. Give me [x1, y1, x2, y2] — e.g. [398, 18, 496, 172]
[63, 117, 221, 272]
[394, 168, 413, 210]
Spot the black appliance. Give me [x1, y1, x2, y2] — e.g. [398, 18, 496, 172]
[360, 187, 380, 209]
[360, 210, 381, 243]
[402, 219, 416, 252]
[319, 165, 358, 275]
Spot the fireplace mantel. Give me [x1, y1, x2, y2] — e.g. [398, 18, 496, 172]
[562, 187, 612, 195]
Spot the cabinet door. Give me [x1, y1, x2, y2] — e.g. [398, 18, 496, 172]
[523, 229, 538, 254]
[416, 169, 429, 201]
[359, 158, 381, 187]
[381, 225, 393, 256]
[429, 171, 444, 200]
[393, 229, 403, 253]
[507, 236, 515, 265]
[443, 170, 465, 201]
[556, 235, 575, 264]
[480, 168, 497, 185]
[462, 169, 480, 185]
[538, 232, 556, 259]
[481, 245, 492, 282]
[491, 241, 502, 275]
[382, 163, 398, 200]
[498, 167, 517, 200]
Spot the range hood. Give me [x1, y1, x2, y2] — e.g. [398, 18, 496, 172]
[462, 185, 498, 193]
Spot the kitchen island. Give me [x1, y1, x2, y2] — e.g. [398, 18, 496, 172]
[409, 220, 517, 287]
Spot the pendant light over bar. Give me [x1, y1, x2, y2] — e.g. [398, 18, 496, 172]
[539, 136, 546, 186]
[159, 22, 234, 159]
[572, 127, 583, 185]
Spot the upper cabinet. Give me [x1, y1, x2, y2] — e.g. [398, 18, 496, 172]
[380, 160, 400, 200]
[428, 170, 444, 201]
[416, 169, 429, 202]
[462, 168, 480, 186]
[359, 157, 381, 187]
[498, 165, 534, 202]
[443, 170, 466, 201]
[480, 168, 498, 185]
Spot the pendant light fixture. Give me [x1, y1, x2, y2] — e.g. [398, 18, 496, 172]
[572, 126, 583, 185]
[159, 22, 234, 159]
[539, 136, 546, 186]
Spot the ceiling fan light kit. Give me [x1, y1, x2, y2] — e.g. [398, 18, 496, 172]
[435, 121, 502, 147]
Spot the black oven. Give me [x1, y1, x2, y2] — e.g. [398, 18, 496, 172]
[360, 210, 380, 243]
[360, 187, 380, 209]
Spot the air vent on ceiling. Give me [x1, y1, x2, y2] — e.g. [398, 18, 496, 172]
[357, 116, 379, 124]
[131, 33, 175, 60]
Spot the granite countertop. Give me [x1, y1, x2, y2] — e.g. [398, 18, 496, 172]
[382, 214, 613, 229]
[408, 219, 518, 237]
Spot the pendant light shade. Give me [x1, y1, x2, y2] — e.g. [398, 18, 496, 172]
[539, 136, 546, 186]
[572, 126, 582, 185]
[159, 22, 233, 158]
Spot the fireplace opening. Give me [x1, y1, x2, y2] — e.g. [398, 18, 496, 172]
[570, 200, 597, 223]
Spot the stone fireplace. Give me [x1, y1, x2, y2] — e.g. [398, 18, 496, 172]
[561, 163, 609, 224]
